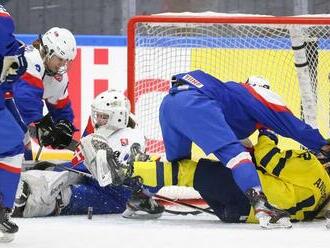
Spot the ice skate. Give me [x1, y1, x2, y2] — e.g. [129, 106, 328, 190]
[246, 188, 292, 229]
[122, 188, 164, 219]
[0, 205, 18, 243]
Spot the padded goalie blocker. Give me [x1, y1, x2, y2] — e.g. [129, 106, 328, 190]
[80, 134, 132, 187]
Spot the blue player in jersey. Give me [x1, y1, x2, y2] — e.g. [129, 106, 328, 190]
[6, 27, 77, 160]
[159, 70, 330, 229]
[0, 4, 27, 242]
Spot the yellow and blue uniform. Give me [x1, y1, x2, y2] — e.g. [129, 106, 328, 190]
[133, 133, 330, 223]
[249, 133, 330, 222]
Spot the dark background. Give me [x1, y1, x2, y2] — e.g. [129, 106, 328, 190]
[2, 0, 330, 35]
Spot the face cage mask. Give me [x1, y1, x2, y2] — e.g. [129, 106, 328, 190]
[92, 111, 111, 130]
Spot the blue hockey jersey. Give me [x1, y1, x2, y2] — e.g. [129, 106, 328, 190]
[160, 70, 327, 162]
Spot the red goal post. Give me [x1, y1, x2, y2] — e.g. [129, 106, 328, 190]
[127, 14, 330, 157]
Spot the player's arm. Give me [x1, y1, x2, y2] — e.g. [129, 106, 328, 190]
[0, 8, 27, 84]
[45, 95, 74, 123]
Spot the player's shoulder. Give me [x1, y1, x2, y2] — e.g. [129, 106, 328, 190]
[25, 45, 45, 77]
[0, 5, 10, 17]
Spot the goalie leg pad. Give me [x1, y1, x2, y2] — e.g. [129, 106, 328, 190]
[17, 170, 72, 217]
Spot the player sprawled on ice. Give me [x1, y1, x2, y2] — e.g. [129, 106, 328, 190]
[126, 129, 330, 224]
[0, 4, 28, 242]
[13, 90, 164, 218]
[156, 70, 330, 229]
[5, 27, 77, 160]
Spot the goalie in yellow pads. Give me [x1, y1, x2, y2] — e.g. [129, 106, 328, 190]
[130, 129, 330, 223]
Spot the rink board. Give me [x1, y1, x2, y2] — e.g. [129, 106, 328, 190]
[15, 35, 330, 160]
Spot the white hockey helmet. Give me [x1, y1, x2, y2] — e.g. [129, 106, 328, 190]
[91, 90, 131, 134]
[246, 76, 270, 89]
[41, 27, 77, 74]
[42, 27, 77, 61]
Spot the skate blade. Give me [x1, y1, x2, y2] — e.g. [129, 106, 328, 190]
[122, 208, 162, 219]
[259, 217, 292, 229]
[0, 232, 15, 243]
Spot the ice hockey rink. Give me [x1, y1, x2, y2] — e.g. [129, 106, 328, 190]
[7, 213, 330, 248]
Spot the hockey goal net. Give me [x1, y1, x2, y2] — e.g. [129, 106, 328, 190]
[127, 14, 330, 201]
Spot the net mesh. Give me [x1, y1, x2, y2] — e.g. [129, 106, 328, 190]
[130, 19, 330, 155]
[129, 17, 330, 199]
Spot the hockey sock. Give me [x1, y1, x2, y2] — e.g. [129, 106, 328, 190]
[230, 161, 261, 193]
[132, 160, 198, 188]
[213, 147, 261, 193]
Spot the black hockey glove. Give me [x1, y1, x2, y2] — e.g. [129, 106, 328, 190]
[51, 119, 74, 149]
[35, 113, 56, 147]
[35, 114, 74, 149]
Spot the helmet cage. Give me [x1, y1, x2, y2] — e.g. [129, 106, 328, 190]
[91, 90, 130, 133]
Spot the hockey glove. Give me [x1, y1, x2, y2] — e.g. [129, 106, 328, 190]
[51, 119, 74, 149]
[35, 114, 74, 149]
[35, 113, 56, 147]
[0, 41, 27, 84]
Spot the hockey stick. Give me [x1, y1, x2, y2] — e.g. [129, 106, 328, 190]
[154, 194, 215, 216]
[35, 145, 43, 161]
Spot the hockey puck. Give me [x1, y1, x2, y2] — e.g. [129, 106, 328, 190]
[88, 207, 93, 220]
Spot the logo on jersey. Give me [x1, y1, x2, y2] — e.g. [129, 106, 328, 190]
[120, 138, 129, 146]
[71, 146, 85, 166]
[182, 74, 204, 88]
[35, 64, 41, 72]
[54, 73, 63, 82]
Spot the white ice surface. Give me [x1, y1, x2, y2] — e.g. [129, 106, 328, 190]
[6, 213, 330, 248]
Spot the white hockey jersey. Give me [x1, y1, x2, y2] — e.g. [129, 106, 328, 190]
[13, 45, 73, 124]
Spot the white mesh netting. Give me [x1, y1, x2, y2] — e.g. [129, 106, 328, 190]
[128, 15, 330, 199]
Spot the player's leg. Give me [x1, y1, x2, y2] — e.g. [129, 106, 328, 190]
[0, 108, 24, 242]
[159, 93, 193, 161]
[62, 180, 132, 215]
[4, 97, 32, 160]
[132, 158, 251, 223]
[160, 89, 291, 228]
[160, 90, 260, 191]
